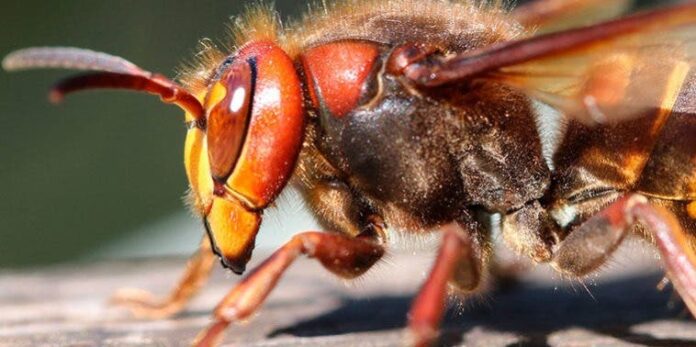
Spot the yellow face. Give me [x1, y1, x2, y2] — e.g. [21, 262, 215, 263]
[183, 99, 262, 275]
[184, 118, 214, 215]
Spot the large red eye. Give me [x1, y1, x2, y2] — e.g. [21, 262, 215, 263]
[224, 41, 305, 208]
[205, 60, 253, 182]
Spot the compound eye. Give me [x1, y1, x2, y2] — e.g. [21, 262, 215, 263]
[205, 60, 253, 182]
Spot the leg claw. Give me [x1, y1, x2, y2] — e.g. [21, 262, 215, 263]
[110, 287, 180, 319]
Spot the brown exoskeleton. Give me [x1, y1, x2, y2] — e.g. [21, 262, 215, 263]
[3, 0, 696, 346]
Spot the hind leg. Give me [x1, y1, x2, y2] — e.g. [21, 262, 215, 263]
[551, 194, 696, 315]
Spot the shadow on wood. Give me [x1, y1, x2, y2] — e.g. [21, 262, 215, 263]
[1, 245, 695, 346]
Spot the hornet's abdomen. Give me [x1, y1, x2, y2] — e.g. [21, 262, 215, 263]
[550, 64, 695, 204]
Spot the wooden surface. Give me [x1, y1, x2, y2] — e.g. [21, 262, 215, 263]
[1, 242, 696, 347]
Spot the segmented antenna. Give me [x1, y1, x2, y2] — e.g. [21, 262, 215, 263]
[3, 47, 205, 122]
[2, 47, 145, 75]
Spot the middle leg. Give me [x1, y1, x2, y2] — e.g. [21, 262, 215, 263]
[408, 215, 487, 347]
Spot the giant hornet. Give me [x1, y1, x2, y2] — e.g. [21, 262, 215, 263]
[3, 0, 696, 346]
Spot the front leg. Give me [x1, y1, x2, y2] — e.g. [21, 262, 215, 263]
[111, 236, 216, 319]
[193, 226, 385, 347]
[551, 194, 696, 315]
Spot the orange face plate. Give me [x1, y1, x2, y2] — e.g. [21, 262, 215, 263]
[206, 196, 261, 273]
[225, 41, 305, 209]
[302, 41, 381, 118]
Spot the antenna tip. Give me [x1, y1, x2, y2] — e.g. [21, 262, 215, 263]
[2, 52, 17, 71]
[48, 89, 64, 104]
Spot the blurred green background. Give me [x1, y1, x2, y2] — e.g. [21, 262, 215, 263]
[0, 0, 673, 267]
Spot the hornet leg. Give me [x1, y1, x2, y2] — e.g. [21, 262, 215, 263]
[551, 194, 696, 316]
[193, 226, 385, 347]
[407, 218, 485, 347]
[111, 236, 216, 319]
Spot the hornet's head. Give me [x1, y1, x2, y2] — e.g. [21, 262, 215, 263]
[184, 40, 304, 274]
[3, 38, 304, 275]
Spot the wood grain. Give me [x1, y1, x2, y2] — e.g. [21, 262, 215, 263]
[1, 243, 695, 347]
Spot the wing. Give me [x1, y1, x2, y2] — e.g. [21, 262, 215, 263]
[405, 2, 696, 125]
[512, 0, 633, 33]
